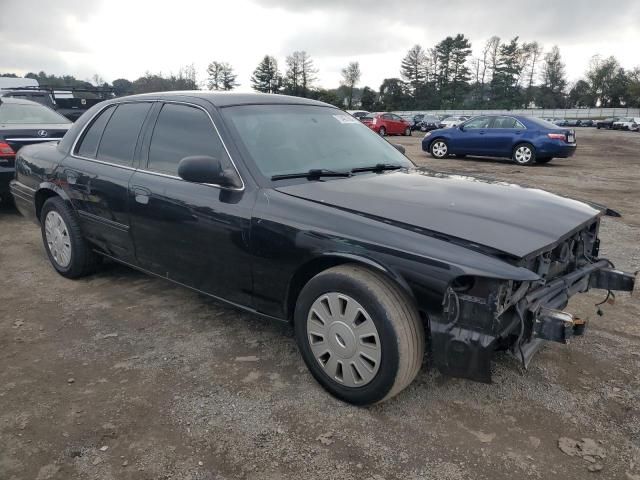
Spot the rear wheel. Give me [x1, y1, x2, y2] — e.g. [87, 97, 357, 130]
[512, 143, 536, 165]
[430, 139, 449, 159]
[40, 197, 98, 278]
[378, 126, 386, 136]
[404, 127, 411, 136]
[294, 264, 425, 405]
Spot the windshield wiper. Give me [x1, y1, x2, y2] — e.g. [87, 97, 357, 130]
[351, 163, 404, 173]
[271, 169, 352, 181]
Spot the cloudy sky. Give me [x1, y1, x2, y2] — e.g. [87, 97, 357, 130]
[1, 0, 639, 91]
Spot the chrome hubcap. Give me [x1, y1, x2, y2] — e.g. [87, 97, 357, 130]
[45, 211, 72, 267]
[514, 146, 532, 163]
[432, 141, 447, 157]
[307, 293, 381, 387]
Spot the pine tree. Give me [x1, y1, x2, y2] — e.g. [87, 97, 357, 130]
[250, 55, 282, 93]
[400, 45, 428, 90]
[207, 61, 238, 91]
[284, 51, 317, 97]
[340, 61, 361, 108]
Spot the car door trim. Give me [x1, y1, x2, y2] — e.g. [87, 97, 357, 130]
[78, 210, 130, 232]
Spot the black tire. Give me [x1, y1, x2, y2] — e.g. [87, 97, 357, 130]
[294, 264, 425, 405]
[429, 139, 449, 159]
[378, 126, 386, 136]
[403, 127, 411, 136]
[40, 196, 98, 278]
[535, 157, 553, 164]
[512, 143, 536, 165]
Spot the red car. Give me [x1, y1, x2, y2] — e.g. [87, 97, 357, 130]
[361, 112, 412, 136]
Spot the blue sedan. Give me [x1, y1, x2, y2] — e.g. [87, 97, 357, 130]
[421, 115, 577, 165]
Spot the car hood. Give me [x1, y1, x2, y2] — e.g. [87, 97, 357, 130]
[275, 168, 601, 258]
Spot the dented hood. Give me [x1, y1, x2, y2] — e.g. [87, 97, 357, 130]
[275, 169, 601, 258]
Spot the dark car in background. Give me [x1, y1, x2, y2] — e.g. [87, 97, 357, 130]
[361, 112, 412, 136]
[9, 92, 634, 405]
[596, 117, 618, 129]
[0, 97, 70, 203]
[416, 114, 441, 132]
[422, 114, 576, 165]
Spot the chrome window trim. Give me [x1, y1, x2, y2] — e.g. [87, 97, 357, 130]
[69, 99, 246, 192]
[5, 137, 65, 142]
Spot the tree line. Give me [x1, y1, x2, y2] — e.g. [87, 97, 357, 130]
[2, 34, 639, 111]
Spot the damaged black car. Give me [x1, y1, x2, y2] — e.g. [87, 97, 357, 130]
[10, 92, 636, 405]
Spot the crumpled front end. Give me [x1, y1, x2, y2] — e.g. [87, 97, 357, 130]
[430, 218, 637, 382]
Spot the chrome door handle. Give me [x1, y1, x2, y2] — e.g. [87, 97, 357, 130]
[132, 186, 151, 205]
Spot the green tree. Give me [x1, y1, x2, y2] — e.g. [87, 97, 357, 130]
[360, 86, 377, 111]
[207, 61, 238, 91]
[433, 34, 472, 108]
[400, 45, 428, 91]
[626, 67, 640, 107]
[250, 55, 282, 93]
[378, 78, 409, 110]
[536, 46, 567, 108]
[340, 61, 361, 109]
[112, 78, 133, 96]
[284, 51, 317, 97]
[490, 37, 523, 108]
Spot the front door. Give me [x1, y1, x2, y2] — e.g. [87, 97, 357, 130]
[62, 101, 153, 262]
[128, 102, 253, 306]
[454, 116, 493, 155]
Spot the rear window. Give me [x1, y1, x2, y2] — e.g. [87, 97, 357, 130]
[526, 117, 562, 129]
[96, 102, 151, 167]
[0, 102, 70, 124]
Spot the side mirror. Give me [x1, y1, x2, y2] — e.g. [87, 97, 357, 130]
[392, 144, 406, 154]
[177, 156, 240, 188]
[458, 125, 465, 131]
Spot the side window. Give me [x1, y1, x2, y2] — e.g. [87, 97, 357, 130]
[96, 102, 152, 167]
[493, 116, 524, 129]
[464, 116, 491, 129]
[76, 105, 115, 158]
[147, 103, 230, 176]
[382, 114, 392, 120]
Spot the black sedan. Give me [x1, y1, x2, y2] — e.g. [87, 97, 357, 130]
[596, 117, 618, 129]
[0, 97, 70, 203]
[9, 92, 635, 405]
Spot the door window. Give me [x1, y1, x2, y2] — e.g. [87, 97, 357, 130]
[492, 116, 525, 129]
[147, 103, 230, 176]
[463, 116, 492, 129]
[96, 102, 152, 167]
[75, 105, 116, 158]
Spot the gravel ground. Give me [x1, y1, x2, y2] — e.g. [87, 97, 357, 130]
[1, 127, 639, 480]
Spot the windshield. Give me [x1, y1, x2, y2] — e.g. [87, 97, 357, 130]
[221, 104, 413, 178]
[0, 102, 70, 124]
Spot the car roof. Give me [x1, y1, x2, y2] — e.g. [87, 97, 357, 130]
[108, 91, 333, 108]
[0, 96, 47, 106]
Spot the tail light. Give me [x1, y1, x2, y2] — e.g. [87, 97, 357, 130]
[0, 141, 16, 157]
[547, 133, 566, 141]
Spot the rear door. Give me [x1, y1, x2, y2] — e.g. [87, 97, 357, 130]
[484, 116, 526, 157]
[391, 114, 406, 134]
[127, 101, 253, 305]
[62, 101, 153, 262]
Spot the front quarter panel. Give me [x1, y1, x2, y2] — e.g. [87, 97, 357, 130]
[250, 188, 538, 320]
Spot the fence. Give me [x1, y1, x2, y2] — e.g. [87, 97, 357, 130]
[394, 107, 640, 120]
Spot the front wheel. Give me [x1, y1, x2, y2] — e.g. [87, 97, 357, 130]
[430, 139, 449, 158]
[40, 197, 98, 278]
[512, 143, 536, 165]
[294, 265, 425, 405]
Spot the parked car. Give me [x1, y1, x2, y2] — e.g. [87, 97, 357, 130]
[422, 114, 576, 165]
[10, 92, 635, 405]
[439, 116, 467, 128]
[596, 117, 618, 129]
[0, 97, 71, 204]
[553, 118, 568, 126]
[612, 117, 640, 131]
[416, 115, 442, 132]
[361, 112, 412, 136]
[565, 119, 581, 127]
[1, 85, 115, 121]
[580, 119, 594, 127]
[411, 113, 425, 130]
[346, 110, 370, 120]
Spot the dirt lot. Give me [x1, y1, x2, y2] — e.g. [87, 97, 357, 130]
[1, 128, 639, 480]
